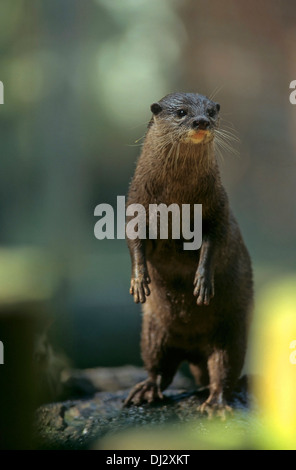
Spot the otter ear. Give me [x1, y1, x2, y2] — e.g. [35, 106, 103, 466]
[150, 102, 162, 115]
[215, 103, 221, 112]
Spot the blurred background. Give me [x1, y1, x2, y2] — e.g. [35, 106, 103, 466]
[0, 0, 295, 377]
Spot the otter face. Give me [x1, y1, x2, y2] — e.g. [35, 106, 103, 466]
[150, 92, 220, 145]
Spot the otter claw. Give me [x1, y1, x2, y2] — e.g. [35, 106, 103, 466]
[193, 270, 214, 305]
[123, 379, 163, 407]
[197, 400, 233, 420]
[130, 275, 151, 303]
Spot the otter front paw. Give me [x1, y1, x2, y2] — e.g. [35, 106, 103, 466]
[123, 379, 163, 406]
[130, 274, 151, 304]
[193, 269, 214, 306]
[197, 398, 233, 420]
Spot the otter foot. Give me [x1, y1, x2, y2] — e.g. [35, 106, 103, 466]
[130, 274, 151, 304]
[123, 379, 163, 407]
[193, 269, 214, 306]
[197, 399, 233, 420]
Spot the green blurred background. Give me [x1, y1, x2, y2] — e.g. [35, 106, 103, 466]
[0, 0, 295, 371]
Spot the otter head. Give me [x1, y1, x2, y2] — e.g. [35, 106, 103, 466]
[150, 92, 220, 145]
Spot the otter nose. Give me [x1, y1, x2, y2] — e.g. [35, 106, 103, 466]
[192, 118, 210, 130]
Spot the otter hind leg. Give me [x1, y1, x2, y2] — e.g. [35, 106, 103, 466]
[124, 306, 182, 406]
[189, 361, 209, 388]
[197, 336, 246, 419]
[196, 348, 233, 419]
[123, 351, 181, 407]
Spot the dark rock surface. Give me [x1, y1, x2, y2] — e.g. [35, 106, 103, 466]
[34, 366, 253, 450]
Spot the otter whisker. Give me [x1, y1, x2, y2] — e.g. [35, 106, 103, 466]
[207, 144, 213, 172]
[215, 136, 240, 152]
[215, 133, 240, 146]
[214, 125, 240, 155]
[216, 136, 238, 153]
[129, 119, 151, 130]
[173, 142, 178, 173]
[215, 128, 240, 144]
[134, 135, 146, 144]
[127, 143, 145, 148]
[214, 141, 225, 165]
[208, 84, 225, 101]
[127, 134, 146, 147]
[214, 133, 240, 158]
[215, 135, 233, 151]
[163, 141, 178, 175]
[219, 121, 239, 132]
[219, 116, 238, 130]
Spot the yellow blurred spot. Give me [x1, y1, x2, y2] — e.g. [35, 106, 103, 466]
[251, 275, 296, 449]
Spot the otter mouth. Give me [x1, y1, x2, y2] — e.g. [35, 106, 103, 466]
[185, 129, 213, 144]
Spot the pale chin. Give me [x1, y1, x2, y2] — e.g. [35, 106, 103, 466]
[184, 131, 213, 145]
[188, 135, 207, 144]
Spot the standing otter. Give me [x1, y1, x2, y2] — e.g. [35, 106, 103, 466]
[124, 92, 253, 416]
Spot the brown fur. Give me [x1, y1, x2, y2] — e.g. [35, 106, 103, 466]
[124, 93, 253, 415]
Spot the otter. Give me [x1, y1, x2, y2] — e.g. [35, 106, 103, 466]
[124, 92, 253, 416]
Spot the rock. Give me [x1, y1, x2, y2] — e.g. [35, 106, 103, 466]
[34, 367, 252, 450]
[59, 365, 194, 399]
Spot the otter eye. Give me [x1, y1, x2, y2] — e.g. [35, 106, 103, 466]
[208, 108, 216, 118]
[176, 109, 187, 118]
